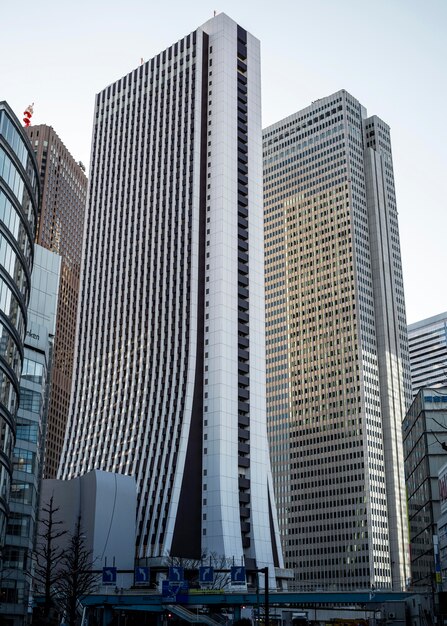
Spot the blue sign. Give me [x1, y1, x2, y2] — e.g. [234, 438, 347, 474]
[135, 566, 150, 584]
[162, 580, 172, 597]
[176, 581, 189, 603]
[199, 566, 214, 583]
[168, 566, 184, 582]
[230, 566, 246, 584]
[162, 579, 188, 602]
[102, 567, 117, 585]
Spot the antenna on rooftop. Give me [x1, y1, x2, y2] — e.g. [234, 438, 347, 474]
[23, 103, 34, 127]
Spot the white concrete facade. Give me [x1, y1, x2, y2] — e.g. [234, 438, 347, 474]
[408, 312, 447, 395]
[40, 470, 136, 573]
[58, 13, 283, 580]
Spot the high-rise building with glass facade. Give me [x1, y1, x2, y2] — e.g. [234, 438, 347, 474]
[408, 312, 447, 396]
[0, 245, 60, 626]
[59, 13, 283, 580]
[403, 387, 447, 590]
[263, 90, 411, 590]
[0, 102, 39, 551]
[25, 125, 88, 478]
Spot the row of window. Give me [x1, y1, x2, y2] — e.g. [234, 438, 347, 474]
[0, 111, 37, 187]
[0, 232, 30, 300]
[0, 148, 37, 234]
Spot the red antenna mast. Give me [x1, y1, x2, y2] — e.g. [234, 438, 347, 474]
[23, 103, 34, 127]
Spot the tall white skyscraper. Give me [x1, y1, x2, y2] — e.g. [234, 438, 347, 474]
[263, 90, 411, 590]
[59, 13, 283, 577]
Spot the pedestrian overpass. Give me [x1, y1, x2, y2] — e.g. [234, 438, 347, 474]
[80, 589, 415, 626]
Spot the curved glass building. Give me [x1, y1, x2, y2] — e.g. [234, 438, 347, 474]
[0, 102, 39, 545]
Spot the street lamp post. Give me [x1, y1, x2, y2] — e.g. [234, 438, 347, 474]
[259, 567, 269, 626]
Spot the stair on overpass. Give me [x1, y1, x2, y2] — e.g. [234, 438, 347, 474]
[165, 605, 223, 626]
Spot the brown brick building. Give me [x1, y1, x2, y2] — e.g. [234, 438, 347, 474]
[25, 125, 87, 477]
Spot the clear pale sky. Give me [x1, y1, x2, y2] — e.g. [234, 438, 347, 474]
[2, 0, 445, 324]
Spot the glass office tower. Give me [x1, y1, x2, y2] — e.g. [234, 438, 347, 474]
[0, 102, 39, 549]
[263, 90, 411, 590]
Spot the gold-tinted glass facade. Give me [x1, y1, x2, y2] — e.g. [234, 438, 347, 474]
[264, 90, 411, 591]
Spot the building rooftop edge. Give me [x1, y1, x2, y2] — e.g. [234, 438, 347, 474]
[26, 123, 88, 178]
[95, 12, 256, 99]
[408, 311, 447, 331]
[262, 89, 356, 134]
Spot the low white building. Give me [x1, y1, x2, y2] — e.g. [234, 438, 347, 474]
[38, 470, 136, 589]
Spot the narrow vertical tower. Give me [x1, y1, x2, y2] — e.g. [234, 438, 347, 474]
[263, 90, 411, 590]
[25, 125, 88, 478]
[363, 115, 412, 588]
[59, 14, 283, 575]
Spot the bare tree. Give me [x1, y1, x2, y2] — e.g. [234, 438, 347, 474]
[200, 552, 234, 590]
[34, 496, 68, 621]
[166, 551, 234, 590]
[55, 516, 99, 626]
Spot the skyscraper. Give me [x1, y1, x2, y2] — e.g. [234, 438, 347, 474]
[0, 102, 39, 550]
[59, 13, 283, 576]
[25, 124, 88, 478]
[408, 312, 447, 395]
[1, 245, 60, 626]
[263, 90, 411, 590]
[403, 387, 447, 589]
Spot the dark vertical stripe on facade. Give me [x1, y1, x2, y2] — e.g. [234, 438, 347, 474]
[236, 26, 251, 550]
[171, 31, 208, 559]
[268, 487, 280, 567]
